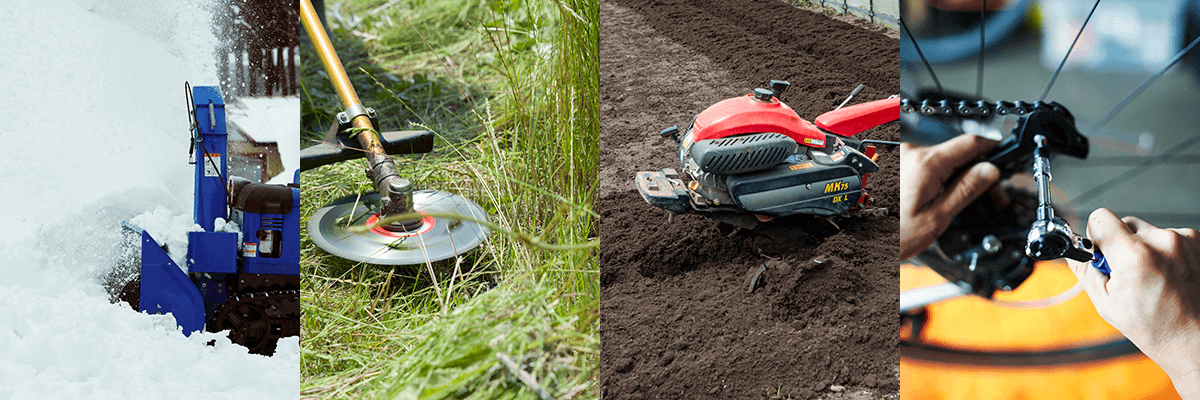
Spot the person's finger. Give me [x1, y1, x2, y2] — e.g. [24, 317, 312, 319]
[923, 135, 1000, 183]
[900, 217, 939, 260]
[1169, 228, 1200, 240]
[1066, 255, 1112, 317]
[1120, 216, 1155, 235]
[986, 183, 1011, 210]
[931, 161, 999, 218]
[1067, 257, 1110, 301]
[1066, 256, 1088, 278]
[1087, 208, 1137, 248]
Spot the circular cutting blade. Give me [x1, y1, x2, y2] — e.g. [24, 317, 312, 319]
[308, 190, 489, 265]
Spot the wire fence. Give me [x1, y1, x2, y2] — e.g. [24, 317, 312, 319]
[813, 0, 899, 29]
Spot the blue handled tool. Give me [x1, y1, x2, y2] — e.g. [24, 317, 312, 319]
[1091, 247, 1110, 276]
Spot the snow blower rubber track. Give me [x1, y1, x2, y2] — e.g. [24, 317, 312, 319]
[211, 290, 301, 356]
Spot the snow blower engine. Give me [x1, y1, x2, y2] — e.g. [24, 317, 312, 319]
[637, 81, 900, 228]
[116, 84, 300, 356]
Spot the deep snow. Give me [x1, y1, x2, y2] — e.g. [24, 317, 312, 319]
[0, 0, 298, 399]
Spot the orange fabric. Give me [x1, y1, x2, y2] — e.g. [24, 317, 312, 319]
[901, 262, 1180, 399]
[902, 357, 1180, 400]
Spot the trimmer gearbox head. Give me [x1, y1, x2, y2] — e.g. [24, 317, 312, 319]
[308, 190, 489, 265]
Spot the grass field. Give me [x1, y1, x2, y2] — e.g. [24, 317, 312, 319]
[299, 0, 598, 398]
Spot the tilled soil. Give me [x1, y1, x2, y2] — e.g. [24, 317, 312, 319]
[599, 0, 900, 398]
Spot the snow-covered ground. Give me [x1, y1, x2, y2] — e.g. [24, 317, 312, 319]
[0, 1, 298, 399]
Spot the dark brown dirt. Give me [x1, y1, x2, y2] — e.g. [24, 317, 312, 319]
[599, 0, 899, 398]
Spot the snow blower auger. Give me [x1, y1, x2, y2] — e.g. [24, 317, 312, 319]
[636, 81, 901, 229]
[298, 0, 488, 265]
[116, 84, 300, 356]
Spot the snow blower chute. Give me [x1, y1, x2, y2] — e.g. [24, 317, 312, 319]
[637, 81, 900, 228]
[116, 85, 300, 356]
[298, 0, 488, 265]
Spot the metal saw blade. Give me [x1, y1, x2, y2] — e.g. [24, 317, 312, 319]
[308, 190, 489, 265]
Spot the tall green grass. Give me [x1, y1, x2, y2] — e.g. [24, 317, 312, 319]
[299, 22, 483, 145]
[477, 0, 599, 314]
[300, 0, 598, 398]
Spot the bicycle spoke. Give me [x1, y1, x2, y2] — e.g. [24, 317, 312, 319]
[901, 17, 945, 97]
[1039, 0, 1101, 102]
[976, 0, 986, 98]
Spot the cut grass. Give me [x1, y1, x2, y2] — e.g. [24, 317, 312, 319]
[301, 0, 598, 398]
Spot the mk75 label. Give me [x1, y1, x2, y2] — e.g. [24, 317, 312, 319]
[824, 180, 849, 193]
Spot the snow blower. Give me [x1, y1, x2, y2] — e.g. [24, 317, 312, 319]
[298, 0, 488, 265]
[116, 84, 300, 356]
[637, 81, 900, 228]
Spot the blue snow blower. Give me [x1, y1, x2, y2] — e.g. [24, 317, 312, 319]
[116, 84, 300, 356]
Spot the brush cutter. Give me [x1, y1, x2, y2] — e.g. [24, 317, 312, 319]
[298, 0, 488, 265]
[637, 81, 900, 229]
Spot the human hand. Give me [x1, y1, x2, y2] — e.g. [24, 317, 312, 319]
[899, 134, 1000, 260]
[1067, 209, 1200, 399]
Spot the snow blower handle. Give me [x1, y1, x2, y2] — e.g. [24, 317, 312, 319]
[185, 81, 197, 163]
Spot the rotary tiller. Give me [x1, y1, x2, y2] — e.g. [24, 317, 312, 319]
[637, 81, 900, 228]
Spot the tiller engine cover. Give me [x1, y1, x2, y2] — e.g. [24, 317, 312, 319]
[638, 82, 895, 228]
